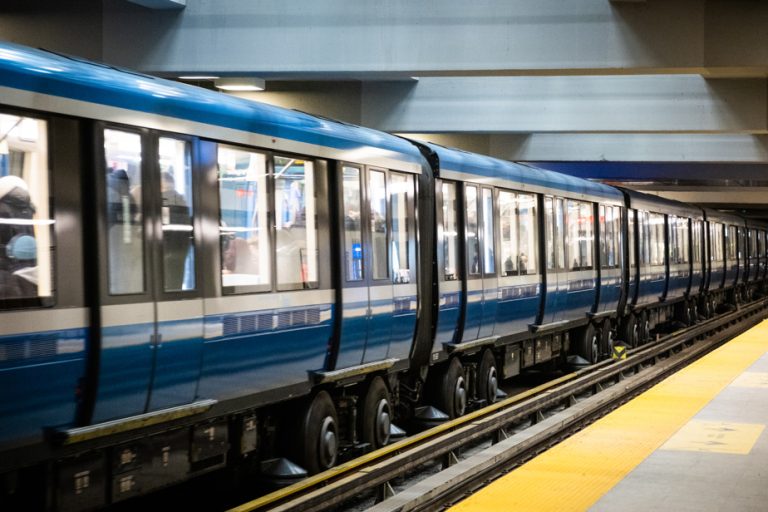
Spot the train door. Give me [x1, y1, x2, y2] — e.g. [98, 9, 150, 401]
[91, 127, 203, 423]
[478, 187, 498, 338]
[336, 165, 396, 367]
[434, 180, 463, 348]
[541, 196, 566, 325]
[461, 184, 482, 341]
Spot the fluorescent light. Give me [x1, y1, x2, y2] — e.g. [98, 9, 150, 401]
[178, 75, 220, 80]
[215, 77, 265, 92]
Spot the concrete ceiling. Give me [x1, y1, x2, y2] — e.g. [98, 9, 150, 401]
[2, 0, 768, 217]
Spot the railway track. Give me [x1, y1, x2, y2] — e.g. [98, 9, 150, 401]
[228, 298, 768, 512]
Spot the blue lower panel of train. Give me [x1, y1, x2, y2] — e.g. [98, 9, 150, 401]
[494, 283, 539, 335]
[199, 305, 333, 400]
[0, 328, 87, 446]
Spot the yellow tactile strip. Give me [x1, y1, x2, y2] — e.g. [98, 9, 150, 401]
[450, 319, 768, 512]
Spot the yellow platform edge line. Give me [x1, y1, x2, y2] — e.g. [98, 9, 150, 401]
[451, 319, 768, 512]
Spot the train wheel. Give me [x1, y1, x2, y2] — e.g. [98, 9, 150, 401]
[477, 349, 498, 405]
[623, 313, 638, 348]
[578, 323, 599, 363]
[361, 377, 392, 450]
[297, 391, 338, 474]
[600, 320, 614, 359]
[436, 358, 466, 419]
[639, 311, 650, 344]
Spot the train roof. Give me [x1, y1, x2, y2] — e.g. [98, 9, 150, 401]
[701, 207, 745, 225]
[0, 41, 423, 172]
[618, 187, 703, 219]
[419, 142, 624, 204]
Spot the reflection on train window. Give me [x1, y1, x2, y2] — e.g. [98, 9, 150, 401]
[158, 137, 195, 292]
[600, 205, 620, 270]
[390, 172, 413, 284]
[692, 220, 702, 264]
[441, 181, 459, 281]
[727, 225, 737, 262]
[466, 185, 480, 276]
[555, 198, 565, 270]
[668, 216, 689, 265]
[482, 188, 495, 275]
[343, 166, 363, 281]
[218, 146, 269, 290]
[649, 212, 665, 266]
[499, 190, 535, 276]
[370, 170, 388, 280]
[544, 197, 555, 270]
[275, 156, 318, 290]
[499, 191, 518, 276]
[518, 194, 536, 275]
[710, 223, 724, 263]
[104, 129, 144, 295]
[0, 114, 53, 303]
[566, 200, 593, 271]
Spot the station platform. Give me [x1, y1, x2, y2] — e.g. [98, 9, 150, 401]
[451, 318, 768, 512]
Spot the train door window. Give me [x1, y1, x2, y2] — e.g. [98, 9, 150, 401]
[0, 114, 53, 304]
[711, 223, 723, 263]
[390, 172, 414, 284]
[466, 185, 480, 276]
[668, 216, 678, 264]
[759, 231, 766, 260]
[274, 156, 318, 290]
[750, 229, 758, 258]
[482, 187, 495, 275]
[342, 166, 363, 281]
[681, 218, 690, 263]
[518, 193, 536, 275]
[692, 220, 702, 265]
[600, 205, 619, 269]
[544, 197, 555, 270]
[727, 225, 737, 262]
[499, 190, 518, 276]
[441, 181, 459, 281]
[369, 170, 388, 281]
[638, 211, 650, 265]
[649, 213, 665, 266]
[218, 145, 270, 291]
[566, 200, 593, 271]
[627, 209, 636, 269]
[104, 129, 145, 295]
[555, 198, 566, 270]
[158, 137, 195, 292]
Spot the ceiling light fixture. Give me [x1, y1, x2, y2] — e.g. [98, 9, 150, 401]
[178, 75, 220, 80]
[215, 77, 266, 92]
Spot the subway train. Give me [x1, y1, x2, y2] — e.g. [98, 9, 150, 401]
[0, 41, 766, 510]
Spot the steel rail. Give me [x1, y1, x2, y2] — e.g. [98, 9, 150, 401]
[229, 299, 767, 512]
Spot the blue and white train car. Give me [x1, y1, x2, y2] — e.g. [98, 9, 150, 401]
[0, 41, 434, 509]
[414, 143, 625, 419]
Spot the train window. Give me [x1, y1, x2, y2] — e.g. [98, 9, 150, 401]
[482, 188, 495, 275]
[518, 194, 536, 275]
[466, 185, 480, 276]
[104, 129, 145, 295]
[342, 166, 363, 281]
[711, 223, 724, 262]
[390, 172, 413, 284]
[566, 200, 593, 271]
[499, 190, 518, 276]
[600, 205, 620, 270]
[649, 213, 665, 266]
[760, 231, 766, 260]
[727, 225, 737, 261]
[544, 197, 555, 270]
[274, 156, 318, 290]
[218, 145, 270, 290]
[158, 138, 195, 292]
[638, 211, 649, 265]
[0, 114, 53, 303]
[555, 198, 565, 270]
[668, 216, 689, 265]
[369, 170, 388, 281]
[692, 221, 702, 264]
[750, 229, 758, 258]
[441, 181, 459, 281]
